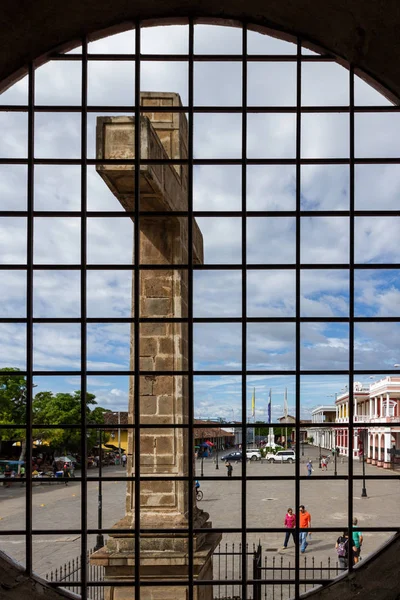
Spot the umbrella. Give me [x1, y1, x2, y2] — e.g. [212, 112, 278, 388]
[205, 440, 214, 446]
[54, 456, 73, 463]
[200, 442, 209, 447]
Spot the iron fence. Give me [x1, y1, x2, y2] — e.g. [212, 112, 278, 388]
[213, 542, 344, 600]
[45, 548, 104, 600]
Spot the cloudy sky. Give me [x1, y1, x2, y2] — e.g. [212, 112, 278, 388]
[0, 23, 399, 422]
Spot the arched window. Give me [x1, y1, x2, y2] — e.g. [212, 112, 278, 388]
[0, 19, 400, 600]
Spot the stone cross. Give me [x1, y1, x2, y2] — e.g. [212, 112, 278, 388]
[91, 92, 221, 600]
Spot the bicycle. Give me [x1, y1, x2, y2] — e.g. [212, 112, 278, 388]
[196, 488, 203, 501]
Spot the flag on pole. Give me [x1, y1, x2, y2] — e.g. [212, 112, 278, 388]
[251, 387, 256, 418]
[268, 388, 272, 424]
[284, 387, 288, 419]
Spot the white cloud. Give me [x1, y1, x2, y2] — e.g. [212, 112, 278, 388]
[355, 164, 400, 210]
[34, 217, 81, 264]
[35, 165, 81, 211]
[301, 164, 349, 210]
[194, 24, 242, 55]
[301, 62, 349, 106]
[247, 217, 296, 263]
[0, 218, 27, 263]
[194, 113, 242, 158]
[141, 24, 187, 54]
[301, 113, 349, 158]
[247, 165, 295, 211]
[194, 164, 242, 211]
[247, 62, 296, 107]
[0, 113, 27, 158]
[196, 217, 242, 264]
[195, 62, 242, 107]
[33, 271, 80, 318]
[301, 217, 349, 263]
[248, 113, 296, 158]
[0, 165, 26, 210]
[35, 112, 81, 159]
[355, 113, 400, 158]
[88, 61, 135, 106]
[355, 217, 400, 263]
[35, 60, 82, 106]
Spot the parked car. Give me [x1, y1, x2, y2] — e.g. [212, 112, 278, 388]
[220, 451, 243, 462]
[266, 450, 296, 463]
[246, 448, 262, 461]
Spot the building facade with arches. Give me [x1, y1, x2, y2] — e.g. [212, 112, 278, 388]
[335, 378, 400, 467]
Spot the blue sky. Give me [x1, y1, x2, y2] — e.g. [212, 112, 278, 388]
[0, 24, 400, 419]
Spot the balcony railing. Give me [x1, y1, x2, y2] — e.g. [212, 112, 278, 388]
[336, 415, 398, 424]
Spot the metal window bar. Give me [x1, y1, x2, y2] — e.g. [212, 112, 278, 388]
[0, 18, 398, 600]
[134, 19, 141, 600]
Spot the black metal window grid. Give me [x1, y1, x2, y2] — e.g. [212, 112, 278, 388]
[0, 17, 399, 600]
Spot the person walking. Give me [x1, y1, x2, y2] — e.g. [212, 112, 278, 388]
[122, 453, 127, 467]
[306, 459, 313, 477]
[352, 517, 363, 563]
[62, 462, 70, 486]
[336, 529, 357, 569]
[321, 456, 327, 471]
[226, 461, 233, 477]
[299, 505, 311, 553]
[282, 508, 296, 549]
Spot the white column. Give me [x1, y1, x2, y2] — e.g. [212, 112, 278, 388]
[374, 396, 378, 417]
[386, 392, 390, 417]
[384, 432, 391, 464]
[369, 398, 373, 418]
[354, 397, 358, 419]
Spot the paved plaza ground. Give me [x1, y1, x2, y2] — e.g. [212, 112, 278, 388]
[0, 445, 398, 581]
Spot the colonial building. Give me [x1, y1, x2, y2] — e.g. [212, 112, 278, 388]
[307, 406, 337, 451]
[335, 382, 370, 460]
[335, 378, 400, 468]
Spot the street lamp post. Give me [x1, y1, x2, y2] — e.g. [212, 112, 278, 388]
[335, 446, 339, 477]
[361, 429, 368, 498]
[95, 429, 104, 550]
[200, 430, 205, 476]
[318, 442, 322, 468]
[215, 444, 219, 469]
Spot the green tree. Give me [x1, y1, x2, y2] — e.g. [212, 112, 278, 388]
[33, 390, 109, 453]
[0, 367, 109, 458]
[0, 368, 27, 458]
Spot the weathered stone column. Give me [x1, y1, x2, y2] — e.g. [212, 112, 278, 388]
[91, 93, 221, 600]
